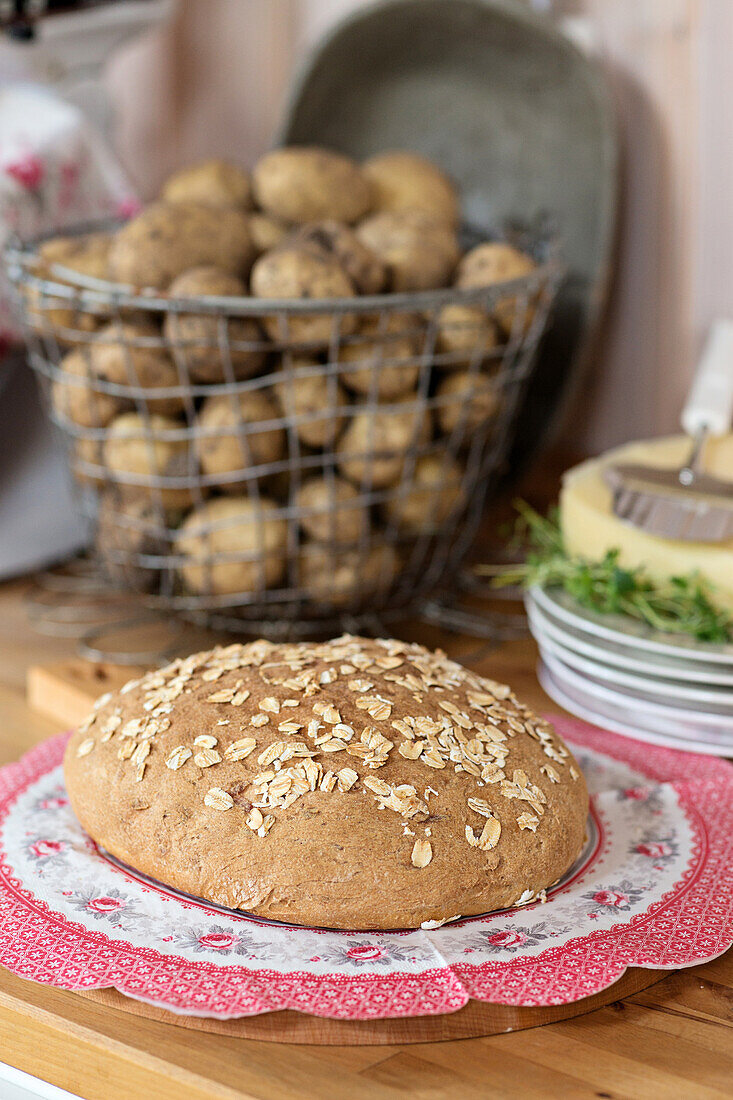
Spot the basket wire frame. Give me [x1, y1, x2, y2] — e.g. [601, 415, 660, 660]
[5, 219, 563, 638]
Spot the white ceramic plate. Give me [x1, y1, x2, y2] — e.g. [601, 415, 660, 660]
[538, 659, 733, 756]
[533, 629, 733, 710]
[541, 651, 733, 731]
[526, 595, 733, 687]
[528, 604, 733, 703]
[530, 586, 733, 666]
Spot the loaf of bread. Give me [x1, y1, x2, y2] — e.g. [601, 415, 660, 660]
[64, 635, 588, 930]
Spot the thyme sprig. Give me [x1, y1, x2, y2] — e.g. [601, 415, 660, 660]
[477, 502, 733, 644]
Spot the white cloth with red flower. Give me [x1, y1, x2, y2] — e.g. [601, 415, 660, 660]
[0, 715, 731, 1019]
[0, 83, 137, 352]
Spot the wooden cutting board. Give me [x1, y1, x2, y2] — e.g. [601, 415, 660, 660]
[27, 658, 139, 730]
[20, 653, 665, 1044]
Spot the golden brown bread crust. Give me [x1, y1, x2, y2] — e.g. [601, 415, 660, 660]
[63, 636, 588, 930]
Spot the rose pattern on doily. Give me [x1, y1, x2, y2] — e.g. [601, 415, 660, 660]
[634, 829, 679, 868]
[314, 939, 435, 969]
[616, 785, 666, 815]
[172, 925, 284, 961]
[0, 715, 731, 1019]
[66, 886, 144, 928]
[35, 787, 68, 814]
[26, 837, 67, 869]
[582, 880, 647, 916]
[474, 922, 563, 954]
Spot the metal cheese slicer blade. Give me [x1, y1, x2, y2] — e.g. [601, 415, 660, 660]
[604, 321, 733, 542]
[604, 453, 733, 541]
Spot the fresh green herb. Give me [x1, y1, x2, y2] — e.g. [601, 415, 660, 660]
[476, 501, 733, 644]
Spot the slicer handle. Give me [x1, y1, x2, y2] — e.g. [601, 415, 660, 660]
[681, 320, 733, 437]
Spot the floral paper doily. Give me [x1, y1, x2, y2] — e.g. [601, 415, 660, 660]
[0, 716, 731, 1020]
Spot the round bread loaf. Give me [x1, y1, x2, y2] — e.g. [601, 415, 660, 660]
[63, 635, 588, 930]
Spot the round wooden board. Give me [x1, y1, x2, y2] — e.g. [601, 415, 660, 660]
[79, 967, 664, 1045]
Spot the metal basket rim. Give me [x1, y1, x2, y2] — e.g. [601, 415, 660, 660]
[4, 218, 564, 318]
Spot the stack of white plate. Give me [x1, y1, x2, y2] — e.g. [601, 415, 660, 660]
[526, 586, 733, 755]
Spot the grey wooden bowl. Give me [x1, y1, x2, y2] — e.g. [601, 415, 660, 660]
[279, 0, 617, 472]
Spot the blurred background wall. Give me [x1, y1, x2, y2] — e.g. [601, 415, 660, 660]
[107, 0, 733, 454]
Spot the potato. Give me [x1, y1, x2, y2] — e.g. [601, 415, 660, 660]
[363, 152, 458, 226]
[290, 221, 386, 294]
[252, 146, 372, 225]
[71, 436, 106, 486]
[95, 491, 170, 592]
[435, 370, 500, 436]
[197, 390, 285, 490]
[455, 242, 536, 334]
[298, 540, 398, 608]
[26, 285, 98, 340]
[175, 496, 286, 595]
[436, 303, 499, 366]
[356, 211, 459, 292]
[337, 402, 431, 488]
[37, 231, 112, 282]
[108, 201, 253, 289]
[51, 348, 125, 428]
[250, 246, 356, 348]
[383, 454, 465, 533]
[90, 320, 184, 416]
[103, 412, 193, 509]
[456, 241, 535, 286]
[161, 159, 251, 208]
[273, 358, 347, 448]
[339, 312, 422, 399]
[295, 476, 370, 546]
[163, 267, 265, 383]
[250, 212, 290, 255]
[27, 232, 112, 338]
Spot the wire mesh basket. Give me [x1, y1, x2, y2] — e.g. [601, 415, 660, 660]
[5, 219, 562, 638]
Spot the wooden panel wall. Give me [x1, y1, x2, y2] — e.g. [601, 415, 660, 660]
[107, 0, 297, 194]
[567, 0, 698, 449]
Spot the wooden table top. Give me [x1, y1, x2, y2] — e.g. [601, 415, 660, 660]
[0, 576, 730, 1099]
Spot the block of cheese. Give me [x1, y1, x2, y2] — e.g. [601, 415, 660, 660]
[560, 435, 733, 610]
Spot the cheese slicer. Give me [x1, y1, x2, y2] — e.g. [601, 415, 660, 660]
[604, 320, 733, 541]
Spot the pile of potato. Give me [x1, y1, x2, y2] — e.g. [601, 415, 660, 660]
[31, 147, 539, 610]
